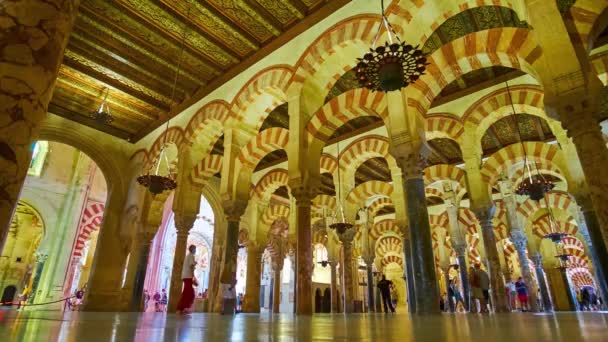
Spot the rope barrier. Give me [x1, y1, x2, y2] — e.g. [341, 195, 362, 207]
[0, 295, 75, 307]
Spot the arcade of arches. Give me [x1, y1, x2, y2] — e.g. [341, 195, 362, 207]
[2, 0, 608, 333]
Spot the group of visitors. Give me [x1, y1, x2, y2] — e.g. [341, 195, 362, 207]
[577, 287, 603, 311]
[66, 287, 86, 311]
[143, 289, 168, 312]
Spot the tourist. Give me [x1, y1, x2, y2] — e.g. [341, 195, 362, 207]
[72, 288, 85, 311]
[143, 289, 150, 312]
[153, 291, 161, 312]
[581, 288, 591, 311]
[515, 277, 529, 312]
[449, 279, 465, 312]
[505, 279, 517, 311]
[160, 289, 168, 312]
[177, 245, 197, 314]
[470, 264, 490, 313]
[221, 279, 237, 315]
[376, 275, 395, 313]
[202, 289, 208, 299]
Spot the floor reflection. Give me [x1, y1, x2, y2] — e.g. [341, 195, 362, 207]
[0, 310, 607, 341]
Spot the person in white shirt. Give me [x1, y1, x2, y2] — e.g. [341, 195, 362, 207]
[221, 278, 237, 315]
[177, 245, 197, 314]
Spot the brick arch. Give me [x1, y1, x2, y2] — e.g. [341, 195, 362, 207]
[562, 235, 586, 251]
[425, 186, 444, 200]
[459, 207, 481, 236]
[407, 28, 542, 118]
[569, 267, 595, 287]
[389, 0, 519, 43]
[494, 222, 509, 241]
[346, 180, 393, 208]
[425, 114, 465, 143]
[480, 142, 564, 186]
[567, 255, 590, 269]
[509, 160, 565, 188]
[319, 153, 338, 175]
[74, 201, 105, 257]
[261, 205, 290, 227]
[306, 88, 389, 143]
[190, 154, 222, 188]
[253, 169, 289, 201]
[429, 212, 449, 230]
[183, 100, 231, 144]
[376, 236, 403, 259]
[312, 194, 336, 212]
[340, 135, 397, 182]
[569, 0, 608, 51]
[145, 127, 185, 169]
[463, 85, 544, 124]
[370, 219, 401, 240]
[424, 164, 466, 190]
[503, 239, 517, 258]
[532, 214, 579, 239]
[238, 127, 289, 169]
[382, 254, 404, 268]
[231, 65, 293, 130]
[369, 197, 394, 218]
[517, 191, 576, 219]
[291, 15, 380, 116]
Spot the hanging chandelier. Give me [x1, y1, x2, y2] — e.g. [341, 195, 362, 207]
[504, 81, 555, 201]
[542, 200, 567, 243]
[137, 4, 191, 195]
[554, 241, 572, 269]
[355, 0, 428, 92]
[90, 87, 114, 124]
[329, 140, 354, 234]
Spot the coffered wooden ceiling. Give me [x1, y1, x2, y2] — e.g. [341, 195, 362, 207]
[50, 0, 350, 141]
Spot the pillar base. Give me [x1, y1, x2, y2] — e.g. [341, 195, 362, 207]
[83, 290, 125, 312]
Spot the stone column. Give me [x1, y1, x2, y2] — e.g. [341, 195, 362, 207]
[453, 244, 470, 311]
[272, 259, 283, 314]
[363, 256, 375, 312]
[167, 215, 195, 312]
[338, 228, 356, 313]
[402, 233, 416, 313]
[290, 188, 314, 315]
[396, 153, 440, 314]
[530, 252, 553, 312]
[0, 0, 80, 248]
[329, 261, 339, 313]
[242, 243, 262, 313]
[442, 266, 454, 312]
[129, 231, 154, 311]
[553, 94, 608, 250]
[574, 202, 608, 301]
[473, 206, 509, 312]
[559, 267, 578, 310]
[510, 230, 540, 312]
[219, 201, 246, 288]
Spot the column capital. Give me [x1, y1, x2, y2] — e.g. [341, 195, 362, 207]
[222, 199, 247, 222]
[389, 142, 430, 180]
[174, 214, 197, 232]
[472, 205, 496, 226]
[289, 180, 318, 205]
[452, 243, 467, 257]
[337, 228, 356, 245]
[510, 229, 528, 251]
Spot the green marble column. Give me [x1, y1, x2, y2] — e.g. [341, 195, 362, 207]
[531, 252, 553, 312]
[129, 233, 153, 311]
[338, 229, 356, 313]
[511, 230, 540, 312]
[402, 235, 417, 313]
[453, 244, 470, 311]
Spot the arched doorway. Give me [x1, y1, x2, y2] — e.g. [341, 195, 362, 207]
[1, 285, 17, 305]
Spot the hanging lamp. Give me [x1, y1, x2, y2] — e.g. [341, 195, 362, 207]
[503, 81, 555, 201]
[542, 206, 568, 243]
[329, 140, 354, 234]
[90, 87, 114, 124]
[137, 5, 191, 195]
[355, 0, 428, 92]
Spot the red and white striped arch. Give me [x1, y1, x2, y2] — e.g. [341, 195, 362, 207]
[312, 194, 336, 212]
[183, 100, 231, 144]
[407, 28, 542, 118]
[382, 255, 404, 268]
[429, 212, 449, 230]
[463, 85, 544, 127]
[320, 154, 338, 176]
[231, 66, 292, 131]
[306, 89, 388, 143]
[376, 236, 403, 259]
[261, 205, 290, 227]
[190, 154, 222, 188]
[346, 180, 393, 209]
[532, 214, 578, 239]
[562, 236, 586, 251]
[517, 191, 576, 219]
[74, 201, 105, 258]
[145, 127, 185, 170]
[253, 169, 289, 201]
[340, 135, 396, 174]
[238, 127, 289, 169]
[481, 142, 563, 186]
[369, 197, 394, 218]
[568, 267, 595, 288]
[458, 207, 480, 235]
[370, 219, 401, 240]
[424, 164, 466, 190]
[568, 0, 608, 51]
[425, 114, 464, 143]
[509, 160, 565, 189]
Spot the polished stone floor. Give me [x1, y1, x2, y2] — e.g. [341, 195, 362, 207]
[0, 309, 607, 341]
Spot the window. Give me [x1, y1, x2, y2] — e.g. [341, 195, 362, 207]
[28, 141, 48, 176]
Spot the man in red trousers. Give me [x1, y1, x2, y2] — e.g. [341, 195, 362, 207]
[177, 244, 197, 314]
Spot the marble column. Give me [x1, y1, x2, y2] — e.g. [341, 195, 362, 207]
[129, 232, 154, 311]
[453, 244, 470, 311]
[473, 207, 509, 313]
[530, 252, 553, 312]
[167, 216, 195, 312]
[291, 189, 313, 315]
[401, 160, 440, 314]
[402, 234, 416, 313]
[338, 228, 356, 313]
[0, 0, 79, 249]
[242, 243, 262, 313]
[510, 230, 540, 312]
[557, 95, 608, 250]
[329, 261, 339, 313]
[443, 266, 454, 312]
[363, 256, 375, 312]
[559, 267, 577, 311]
[575, 203, 608, 301]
